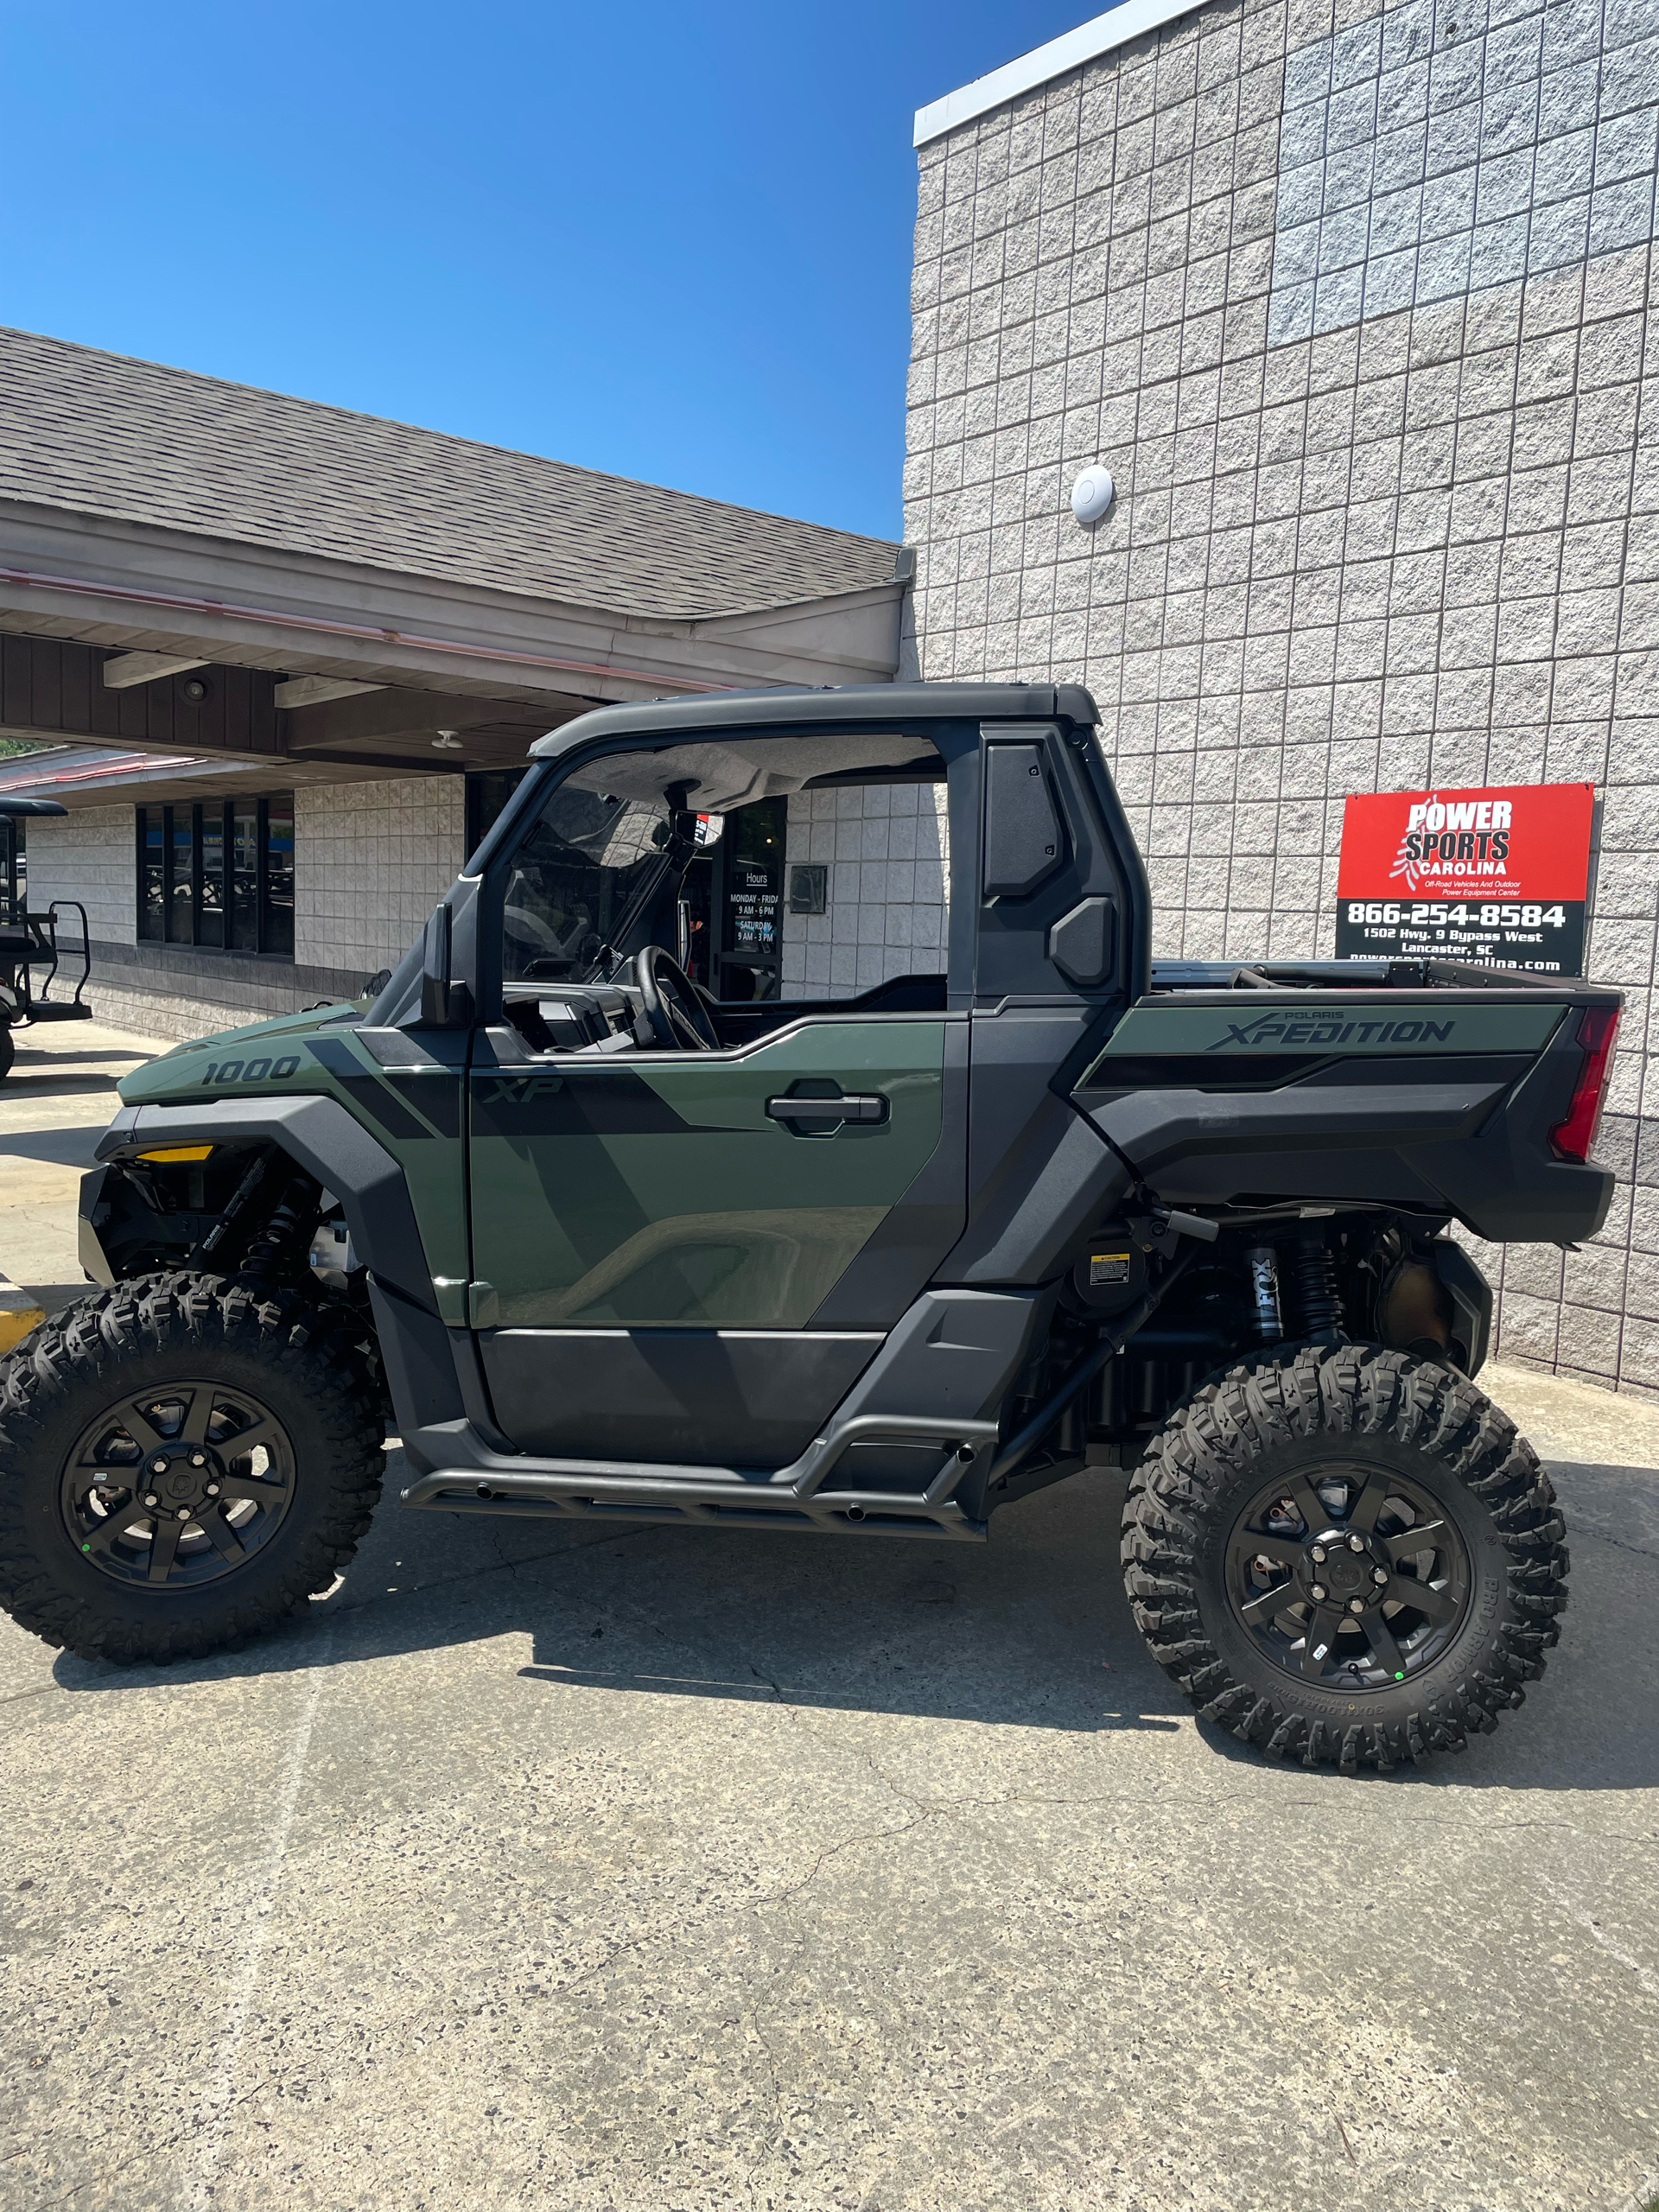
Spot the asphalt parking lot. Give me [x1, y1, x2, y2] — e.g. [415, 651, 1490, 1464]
[3, 1026, 1656, 2212]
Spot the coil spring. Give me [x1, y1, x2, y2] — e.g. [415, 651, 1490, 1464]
[241, 1176, 318, 1281]
[1294, 1235, 1344, 1339]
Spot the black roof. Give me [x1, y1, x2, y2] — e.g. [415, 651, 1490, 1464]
[528, 681, 1101, 757]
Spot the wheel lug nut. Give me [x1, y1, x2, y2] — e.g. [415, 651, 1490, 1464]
[150, 1459, 168, 1475]
[175, 1508, 191, 1521]
[1373, 1567, 1389, 1585]
[1310, 1545, 1326, 1563]
[1349, 1598, 1365, 1613]
[205, 1483, 219, 1497]
[143, 1493, 159, 1508]
[190, 1452, 207, 1469]
[1309, 1583, 1327, 1601]
[1348, 1534, 1365, 1551]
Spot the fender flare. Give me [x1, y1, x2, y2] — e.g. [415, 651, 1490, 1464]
[92, 1096, 465, 1432]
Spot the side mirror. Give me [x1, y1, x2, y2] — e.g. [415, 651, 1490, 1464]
[420, 903, 474, 1027]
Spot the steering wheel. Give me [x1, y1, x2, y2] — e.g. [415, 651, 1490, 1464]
[632, 944, 720, 1051]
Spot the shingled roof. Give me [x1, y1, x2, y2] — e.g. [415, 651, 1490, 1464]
[0, 327, 901, 623]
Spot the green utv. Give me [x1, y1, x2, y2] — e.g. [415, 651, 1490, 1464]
[0, 685, 1621, 1772]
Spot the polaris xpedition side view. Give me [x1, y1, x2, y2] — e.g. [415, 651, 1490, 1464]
[0, 683, 1620, 1773]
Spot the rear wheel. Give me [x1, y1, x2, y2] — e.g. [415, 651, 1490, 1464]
[1121, 1344, 1568, 1771]
[0, 1271, 384, 1662]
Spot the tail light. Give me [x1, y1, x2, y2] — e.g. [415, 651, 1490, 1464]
[1549, 1004, 1621, 1163]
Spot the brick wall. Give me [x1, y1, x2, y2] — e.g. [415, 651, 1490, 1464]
[905, 0, 1658, 1394]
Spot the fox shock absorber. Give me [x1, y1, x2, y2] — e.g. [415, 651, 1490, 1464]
[1246, 1246, 1283, 1343]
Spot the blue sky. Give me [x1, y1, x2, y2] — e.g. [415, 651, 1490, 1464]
[1, 3, 1103, 542]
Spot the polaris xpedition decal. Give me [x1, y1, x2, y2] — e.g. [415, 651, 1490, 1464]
[1089, 998, 1565, 1067]
[1204, 1013, 1454, 1051]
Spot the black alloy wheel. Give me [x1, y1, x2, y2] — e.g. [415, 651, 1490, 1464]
[1226, 1463, 1471, 1693]
[61, 1377, 296, 1591]
[0, 1269, 385, 1664]
[1122, 1343, 1570, 1771]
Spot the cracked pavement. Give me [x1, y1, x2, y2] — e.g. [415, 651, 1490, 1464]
[3, 1034, 1656, 2209]
[4, 1394, 1656, 2212]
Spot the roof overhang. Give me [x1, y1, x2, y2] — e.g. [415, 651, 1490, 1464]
[0, 742, 494, 810]
[0, 499, 906, 706]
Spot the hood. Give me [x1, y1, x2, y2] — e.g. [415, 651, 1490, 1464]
[118, 1001, 360, 1105]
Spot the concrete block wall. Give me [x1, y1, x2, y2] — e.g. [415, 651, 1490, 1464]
[295, 777, 466, 982]
[18, 804, 135, 949]
[7, 806, 237, 1043]
[71, 974, 308, 1049]
[905, 0, 1658, 1394]
[780, 784, 950, 998]
[14, 776, 467, 1047]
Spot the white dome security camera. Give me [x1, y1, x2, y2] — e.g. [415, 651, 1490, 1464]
[1070, 465, 1116, 525]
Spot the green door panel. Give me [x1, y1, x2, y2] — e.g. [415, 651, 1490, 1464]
[468, 1020, 949, 1327]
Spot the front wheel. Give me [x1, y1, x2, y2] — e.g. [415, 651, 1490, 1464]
[1121, 1344, 1568, 1771]
[0, 1272, 385, 1663]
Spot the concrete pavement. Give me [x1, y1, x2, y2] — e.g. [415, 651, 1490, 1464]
[0, 1020, 160, 1317]
[2, 1025, 1656, 2211]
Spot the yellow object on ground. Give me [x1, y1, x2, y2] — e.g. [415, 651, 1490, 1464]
[0, 1275, 47, 1353]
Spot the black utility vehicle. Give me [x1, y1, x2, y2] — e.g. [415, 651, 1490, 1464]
[0, 684, 1618, 1771]
[0, 796, 93, 1079]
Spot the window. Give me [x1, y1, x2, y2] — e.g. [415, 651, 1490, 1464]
[501, 785, 668, 983]
[0, 814, 25, 924]
[466, 767, 530, 863]
[715, 794, 786, 1000]
[498, 736, 957, 1013]
[137, 794, 295, 957]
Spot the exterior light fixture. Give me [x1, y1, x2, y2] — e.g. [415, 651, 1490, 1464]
[1070, 465, 1116, 525]
[431, 730, 463, 751]
[181, 677, 210, 702]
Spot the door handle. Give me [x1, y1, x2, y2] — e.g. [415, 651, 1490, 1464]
[765, 1093, 888, 1125]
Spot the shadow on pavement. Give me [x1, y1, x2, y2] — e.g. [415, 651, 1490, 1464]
[44, 1454, 1658, 1790]
[0, 1071, 136, 1100]
[0, 1125, 111, 1166]
[6, 1045, 149, 1068]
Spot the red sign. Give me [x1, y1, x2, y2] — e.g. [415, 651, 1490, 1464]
[1335, 783, 1594, 974]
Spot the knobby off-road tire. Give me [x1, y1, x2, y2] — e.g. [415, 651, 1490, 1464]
[0, 1270, 385, 1663]
[1121, 1344, 1568, 1772]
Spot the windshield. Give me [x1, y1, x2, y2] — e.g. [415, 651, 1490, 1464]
[502, 786, 668, 982]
